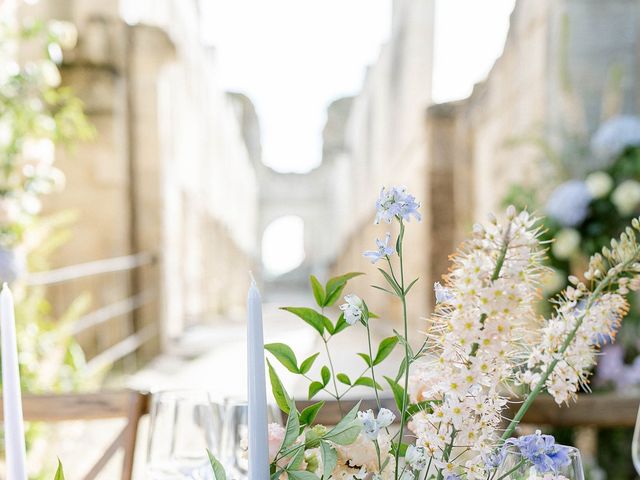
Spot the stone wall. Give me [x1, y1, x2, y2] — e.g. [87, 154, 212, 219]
[36, 0, 259, 359]
[328, 0, 436, 337]
[329, 0, 640, 340]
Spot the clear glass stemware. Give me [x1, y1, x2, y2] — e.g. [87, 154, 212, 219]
[632, 403, 640, 475]
[146, 390, 224, 480]
[219, 399, 282, 480]
[495, 445, 585, 480]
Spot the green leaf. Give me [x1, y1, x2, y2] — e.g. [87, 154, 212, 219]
[371, 284, 396, 296]
[333, 314, 350, 335]
[324, 272, 364, 307]
[310, 275, 326, 307]
[288, 446, 306, 470]
[267, 359, 290, 414]
[265, 343, 299, 373]
[299, 352, 320, 374]
[281, 307, 327, 336]
[354, 376, 383, 390]
[54, 460, 66, 480]
[384, 376, 406, 412]
[321, 315, 335, 335]
[288, 472, 321, 480]
[377, 268, 402, 296]
[373, 336, 399, 365]
[299, 401, 324, 427]
[406, 400, 437, 419]
[321, 441, 338, 478]
[321, 366, 331, 386]
[283, 397, 300, 449]
[337, 373, 351, 385]
[323, 401, 362, 445]
[326, 420, 361, 445]
[393, 330, 415, 358]
[392, 442, 410, 458]
[394, 357, 408, 383]
[404, 277, 420, 295]
[357, 353, 372, 367]
[308, 381, 324, 399]
[207, 449, 227, 480]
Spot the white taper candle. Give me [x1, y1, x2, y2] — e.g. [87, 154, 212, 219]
[247, 275, 269, 479]
[1, 283, 27, 479]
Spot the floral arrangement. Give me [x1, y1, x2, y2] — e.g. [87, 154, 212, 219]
[505, 114, 640, 394]
[205, 184, 640, 480]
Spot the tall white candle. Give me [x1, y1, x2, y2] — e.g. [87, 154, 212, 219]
[1, 283, 27, 480]
[247, 276, 269, 479]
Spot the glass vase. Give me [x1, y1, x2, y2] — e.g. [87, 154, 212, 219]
[494, 445, 585, 480]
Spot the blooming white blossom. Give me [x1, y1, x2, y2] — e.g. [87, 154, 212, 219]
[585, 171, 613, 199]
[357, 408, 395, 440]
[552, 228, 581, 260]
[363, 232, 395, 263]
[545, 180, 592, 227]
[340, 294, 364, 325]
[333, 430, 395, 479]
[376, 408, 395, 428]
[375, 186, 421, 224]
[612, 179, 640, 216]
[405, 445, 427, 470]
[591, 115, 640, 164]
[410, 208, 547, 478]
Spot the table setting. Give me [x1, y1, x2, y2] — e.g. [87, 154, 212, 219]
[4, 185, 640, 479]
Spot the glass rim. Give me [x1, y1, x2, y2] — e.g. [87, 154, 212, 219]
[151, 388, 224, 403]
[502, 443, 581, 457]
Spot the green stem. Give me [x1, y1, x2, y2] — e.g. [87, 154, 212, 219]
[500, 251, 638, 441]
[365, 319, 382, 409]
[301, 373, 338, 400]
[321, 306, 343, 414]
[394, 220, 410, 480]
[494, 459, 526, 480]
[322, 336, 343, 415]
[374, 439, 383, 472]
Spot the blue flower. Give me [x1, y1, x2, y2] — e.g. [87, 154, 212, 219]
[483, 449, 507, 469]
[363, 232, 395, 263]
[591, 115, 640, 165]
[375, 186, 421, 224]
[545, 180, 592, 227]
[506, 431, 572, 473]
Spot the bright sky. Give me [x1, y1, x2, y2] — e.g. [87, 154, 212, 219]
[200, 0, 515, 274]
[202, 0, 515, 174]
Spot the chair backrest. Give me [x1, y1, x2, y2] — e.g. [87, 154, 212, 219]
[0, 390, 150, 480]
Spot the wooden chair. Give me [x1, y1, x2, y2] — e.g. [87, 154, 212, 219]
[0, 390, 150, 480]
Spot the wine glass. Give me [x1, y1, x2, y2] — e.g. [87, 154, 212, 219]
[495, 445, 585, 480]
[146, 390, 224, 480]
[632, 402, 640, 475]
[219, 399, 282, 480]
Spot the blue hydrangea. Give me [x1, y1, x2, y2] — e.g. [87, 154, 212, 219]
[545, 180, 592, 227]
[591, 115, 640, 165]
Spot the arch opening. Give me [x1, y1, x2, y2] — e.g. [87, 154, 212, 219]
[261, 215, 305, 278]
